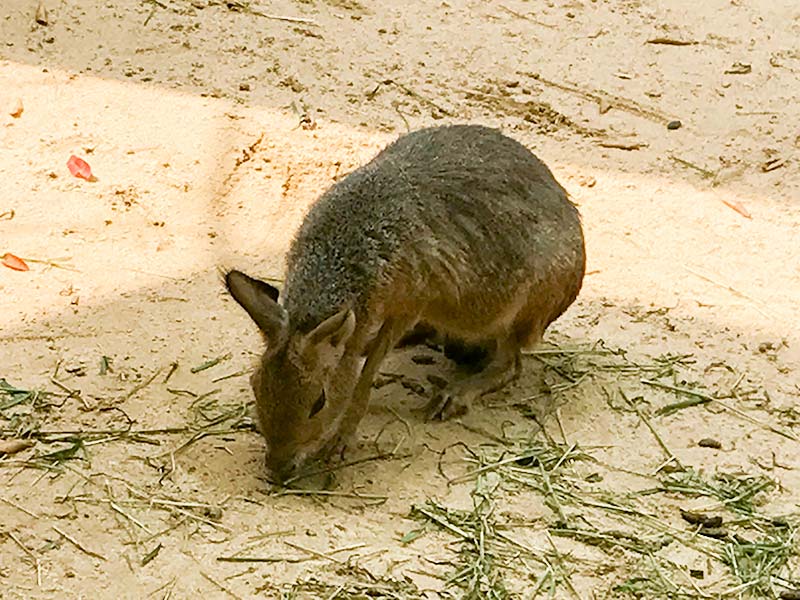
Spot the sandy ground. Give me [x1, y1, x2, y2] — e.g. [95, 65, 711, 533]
[1, 0, 799, 598]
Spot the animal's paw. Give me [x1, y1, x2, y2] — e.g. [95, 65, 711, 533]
[425, 389, 469, 421]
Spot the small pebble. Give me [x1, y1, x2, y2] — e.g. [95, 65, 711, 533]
[400, 379, 426, 396]
[577, 175, 597, 188]
[667, 120, 682, 130]
[426, 374, 448, 389]
[698, 526, 728, 539]
[35, 2, 48, 25]
[411, 354, 435, 365]
[689, 569, 704, 579]
[680, 509, 722, 528]
[239, 82, 250, 91]
[660, 462, 683, 474]
[372, 374, 397, 389]
[202, 506, 223, 521]
[698, 438, 722, 449]
[701, 515, 723, 528]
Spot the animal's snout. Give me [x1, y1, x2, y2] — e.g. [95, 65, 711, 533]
[264, 449, 334, 489]
[264, 451, 297, 485]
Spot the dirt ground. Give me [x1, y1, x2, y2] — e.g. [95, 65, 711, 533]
[1, 0, 799, 598]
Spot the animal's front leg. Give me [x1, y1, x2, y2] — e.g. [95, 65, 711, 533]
[338, 318, 413, 444]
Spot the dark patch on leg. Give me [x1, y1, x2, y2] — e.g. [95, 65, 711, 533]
[425, 340, 519, 421]
[443, 338, 491, 372]
[396, 322, 437, 348]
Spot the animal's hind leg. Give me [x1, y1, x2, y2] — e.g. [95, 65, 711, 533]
[425, 336, 521, 421]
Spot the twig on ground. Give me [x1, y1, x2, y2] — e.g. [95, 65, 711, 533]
[370, 79, 455, 117]
[643, 379, 799, 442]
[191, 354, 231, 374]
[284, 452, 407, 487]
[683, 267, 775, 320]
[163, 362, 179, 383]
[519, 70, 677, 123]
[646, 37, 698, 46]
[0, 496, 41, 518]
[225, 1, 317, 25]
[52, 525, 107, 561]
[275, 489, 389, 502]
[624, 391, 684, 470]
[111, 501, 153, 534]
[7, 531, 42, 586]
[284, 541, 343, 564]
[124, 366, 165, 400]
[200, 570, 244, 600]
[670, 155, 716, 178]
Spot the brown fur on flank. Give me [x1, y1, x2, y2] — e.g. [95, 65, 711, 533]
[225, 124, 585, 483]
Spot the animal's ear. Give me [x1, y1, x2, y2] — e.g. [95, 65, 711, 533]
[225, 270, 287, 343]
[303, 307, 355, 352]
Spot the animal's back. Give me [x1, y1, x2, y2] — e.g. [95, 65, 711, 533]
[282, 124, 585, 337]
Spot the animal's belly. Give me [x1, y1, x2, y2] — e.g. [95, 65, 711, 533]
[419, 283, 532, 342]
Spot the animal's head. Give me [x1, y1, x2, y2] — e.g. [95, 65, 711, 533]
[224, 270, 359, 483]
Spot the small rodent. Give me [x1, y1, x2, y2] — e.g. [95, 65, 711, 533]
[226, 124, 585, 483]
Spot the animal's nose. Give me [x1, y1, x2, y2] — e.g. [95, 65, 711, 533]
[264, 453, 295, 485]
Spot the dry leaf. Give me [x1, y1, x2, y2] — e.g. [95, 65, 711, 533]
[724, 62, 751, 75]
[2, 253, 30, 271]
[9, 99, 23, 118]
[67, 155, 93, 181]
[0, 439, 34, 455]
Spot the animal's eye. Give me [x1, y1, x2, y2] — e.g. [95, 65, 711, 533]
[309, 390, 326, 418]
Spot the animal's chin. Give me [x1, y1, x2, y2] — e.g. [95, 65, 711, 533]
[266, 433, 343, 487]
[267, 455, 333, 490]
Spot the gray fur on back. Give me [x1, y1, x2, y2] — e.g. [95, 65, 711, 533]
[282, 124, 583, 333]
